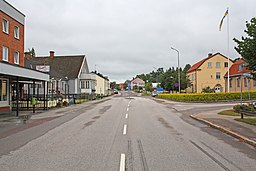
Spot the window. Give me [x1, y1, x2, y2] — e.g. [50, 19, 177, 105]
[238, 63, 245, 71]
[224, 62, 228, 68]
[229, 78, 232, 88]
[14, 51, 19, 64]
[216, 72, 221, 79]
[244, 78, 248, 87]
[254, 80, 256, 87]
[0, 80, 8, 101]
[81, 81, 85, 89]
[2, 18, 9, 34]
[237, 78, 240, 87]
[14, 26, 20, 39]
[208, 62, 212, 68]
[191, 74, 194, 81]
[2, 46, 8, 61]
[85, 81, 90, 89]
[216, 62, 221, 68]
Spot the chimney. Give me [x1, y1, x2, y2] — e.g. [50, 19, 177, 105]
[24, 52, 30, 59]
[208, 53, 212, 57]
[50, 51, 55, 59]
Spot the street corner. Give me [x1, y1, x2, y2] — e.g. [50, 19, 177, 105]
[190, 114, 256, 148]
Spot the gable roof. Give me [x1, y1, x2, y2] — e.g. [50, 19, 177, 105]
[24, 55, 87, 79]
[187, 53, 231, 73]
[224, 58, 251, 77]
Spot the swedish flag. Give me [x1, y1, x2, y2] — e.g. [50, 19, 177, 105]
[219, 9, 228, 31]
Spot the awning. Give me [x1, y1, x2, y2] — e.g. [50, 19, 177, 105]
[0, 62, 49, 81]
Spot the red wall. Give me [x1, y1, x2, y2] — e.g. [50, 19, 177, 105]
[0, 11, 24, 66]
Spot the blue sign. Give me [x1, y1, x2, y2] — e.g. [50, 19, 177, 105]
[174, 83, 179, 87]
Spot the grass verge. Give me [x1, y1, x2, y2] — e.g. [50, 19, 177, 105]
[235, 118, 256, 126]
[218, 109, 240, 116]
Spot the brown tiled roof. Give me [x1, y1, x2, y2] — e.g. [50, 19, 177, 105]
[24, 55, 87, 79]
[224, 59, 251, 77]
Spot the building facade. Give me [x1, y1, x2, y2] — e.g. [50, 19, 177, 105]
[131, 78, 145, 90]
[24, 52, 96, 99]
[92, 72, 110, 96]
[224, 58, 256, 92]
[186, 53, 233, 93]
[1, 0, 49, 114]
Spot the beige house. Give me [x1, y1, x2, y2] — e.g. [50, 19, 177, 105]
[92, 72, 110, 96]
[186, 53, 233, 93]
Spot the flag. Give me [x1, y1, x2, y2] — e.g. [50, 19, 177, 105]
[219, 9, 228, 31]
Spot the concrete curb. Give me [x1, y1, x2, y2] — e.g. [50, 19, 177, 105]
[190, 114, 256, 148]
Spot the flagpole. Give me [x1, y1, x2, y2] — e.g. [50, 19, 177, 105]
[227, 7, 230, 93]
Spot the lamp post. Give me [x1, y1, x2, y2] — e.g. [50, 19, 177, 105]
[153, 67, 159, 86]
[171, 47, 181, 93]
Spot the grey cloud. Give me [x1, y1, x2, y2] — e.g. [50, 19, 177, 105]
[8, 0, 256, 83]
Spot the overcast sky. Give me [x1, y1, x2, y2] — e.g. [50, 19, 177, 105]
[8, 0, 256, 83]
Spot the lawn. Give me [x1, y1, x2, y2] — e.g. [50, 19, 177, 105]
[218, 109, 240, 116]
[235, 118, 256, 126]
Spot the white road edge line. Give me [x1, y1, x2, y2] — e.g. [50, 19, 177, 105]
[125, 114, 128, 119]
[119, 153, 126, 171]
[123, 124, 127, 135]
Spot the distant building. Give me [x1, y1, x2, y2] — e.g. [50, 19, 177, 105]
[131, 78, 145, 90]
[0, 0, 49, 114]
[224, 58, 256, 92]
[186, 53, 233, 93]
[24, 52, 96, 98]
[119, 83, 125, 90]
[91, 72, 110, 96]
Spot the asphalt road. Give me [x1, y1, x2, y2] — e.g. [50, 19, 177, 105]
[0, 93, 255, 170]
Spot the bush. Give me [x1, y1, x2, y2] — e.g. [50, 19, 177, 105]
[157, 91, 256, 102]
[233, 104, 255, 112]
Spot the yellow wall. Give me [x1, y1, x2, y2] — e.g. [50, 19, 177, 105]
[187, 54, 233, 93]
[225, 77, 256, 93]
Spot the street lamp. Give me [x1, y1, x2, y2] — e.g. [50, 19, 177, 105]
[171, 47, 181, 93]
[153, 67, 159, 85]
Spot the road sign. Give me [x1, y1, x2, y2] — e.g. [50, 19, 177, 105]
[174, 83, 179, 87]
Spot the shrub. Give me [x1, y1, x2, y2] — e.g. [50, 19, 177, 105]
[158, 91, 256, 102]
[233, 103, 255, 112]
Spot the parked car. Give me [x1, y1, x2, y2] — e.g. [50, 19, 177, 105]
[152, 92, 158, 97]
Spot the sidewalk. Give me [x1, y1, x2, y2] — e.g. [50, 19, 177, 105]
[0, 97, 112, 139]
[191, 108, 256, 147]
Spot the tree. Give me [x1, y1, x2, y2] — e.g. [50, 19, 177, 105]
[234, 17, 256, 79]
[26, 47, 36, 58]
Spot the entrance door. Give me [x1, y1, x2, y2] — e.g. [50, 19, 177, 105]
[215, 86, 221, 93]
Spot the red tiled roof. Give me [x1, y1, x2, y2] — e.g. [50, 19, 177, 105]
[224, 58, 251, 77]
[187, 57, 211, 73]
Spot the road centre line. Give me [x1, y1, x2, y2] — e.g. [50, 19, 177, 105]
[127, 108, 129, 112]
[119, 153, 126, 171]
[125, 114, 128, 119]
[123, 124, 127, 135]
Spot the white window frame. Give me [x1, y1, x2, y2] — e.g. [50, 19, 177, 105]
[2, 46, 8, 61]
[2, 18, 9, 34]
[224, 62, 228, 68]
[81, 80, 85, 89]
[14, 51, 19, 64]
[216, 72, 221, 80]
[14, 26, 20, 39]
[85, 81, 90, 89]
[216, 62, 221, 68]
[208, 62, 212, 68]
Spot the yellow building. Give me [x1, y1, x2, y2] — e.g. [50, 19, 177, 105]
[186, 53, 233, 93]
[224, 58, 256, 93]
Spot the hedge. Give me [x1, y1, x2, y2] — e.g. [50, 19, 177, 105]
[157, 91, 256, 102]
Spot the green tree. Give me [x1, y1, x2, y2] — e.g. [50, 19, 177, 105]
[234, 17, 256, 79]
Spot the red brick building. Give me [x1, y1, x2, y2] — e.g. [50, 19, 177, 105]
[0, 0, 49, 115]
[0, 0, 24, 66]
